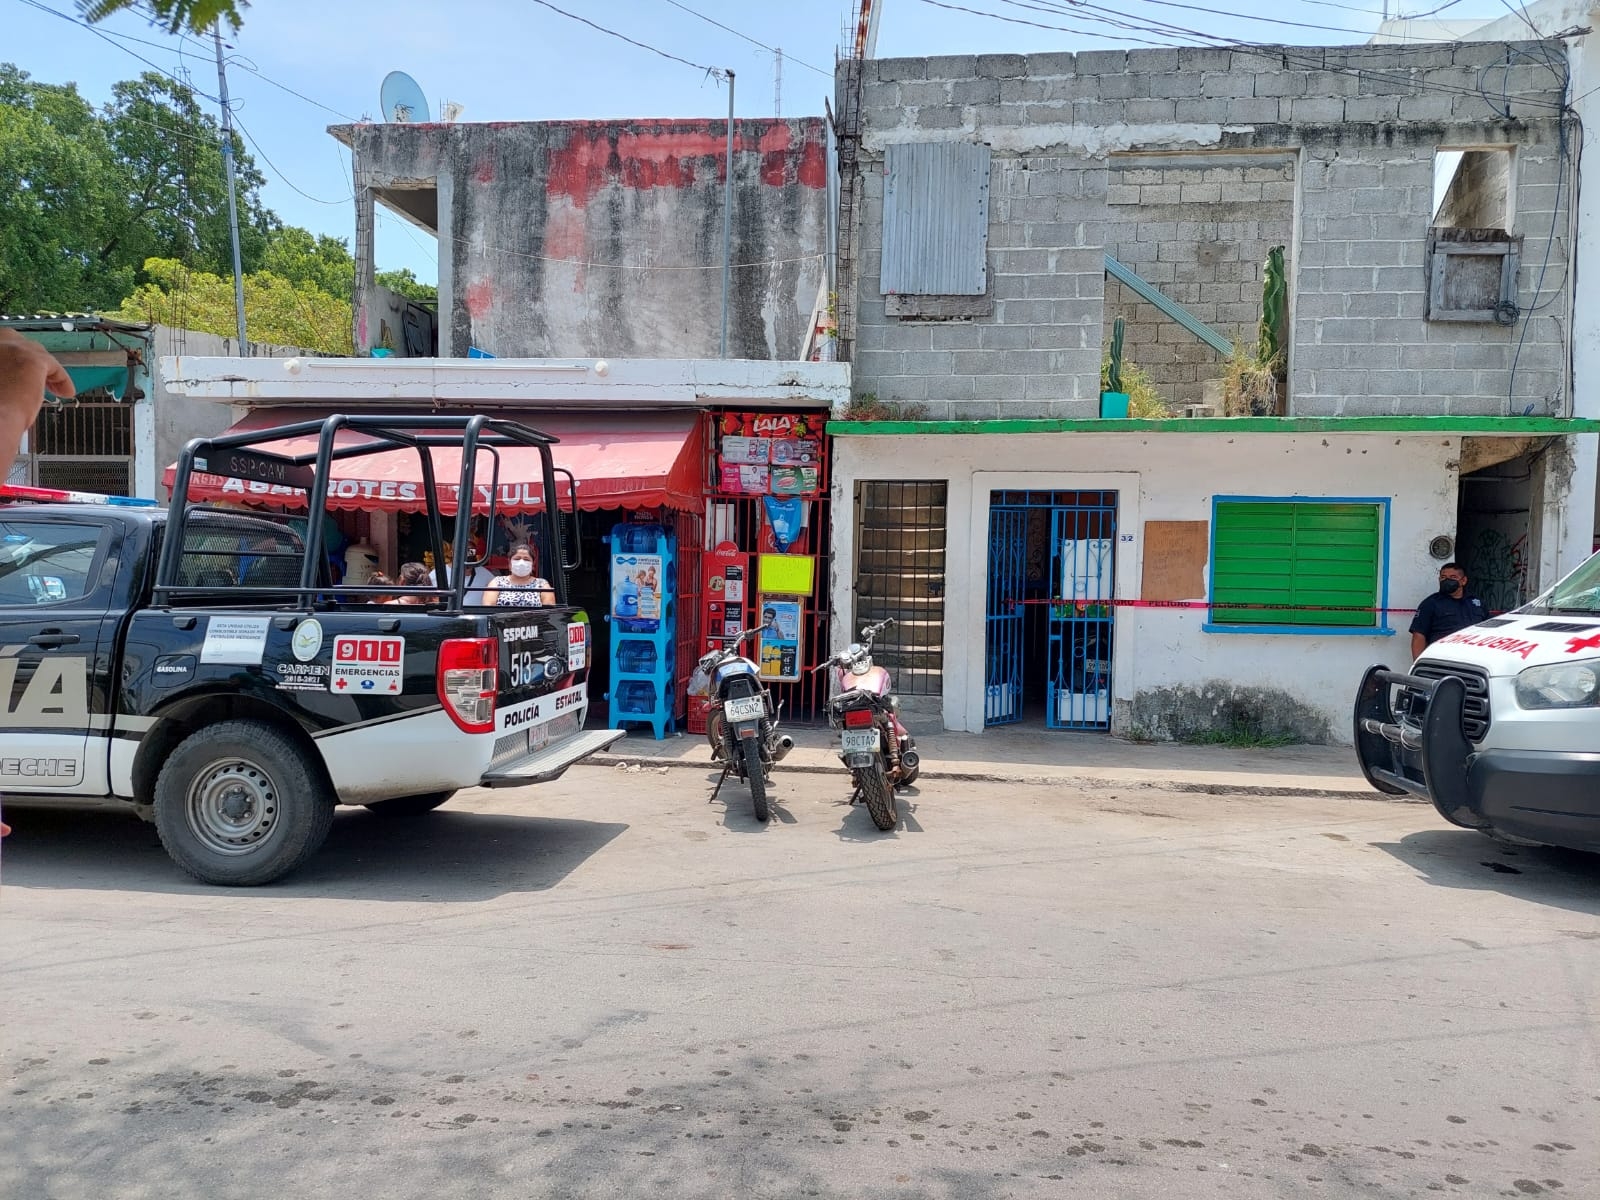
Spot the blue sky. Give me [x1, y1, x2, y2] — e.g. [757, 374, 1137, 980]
[5, 0, 1522, 284]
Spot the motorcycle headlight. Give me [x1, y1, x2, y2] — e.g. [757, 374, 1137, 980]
[1514, 659, 1600, 709]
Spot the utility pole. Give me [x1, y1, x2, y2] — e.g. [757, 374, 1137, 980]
[774, 49, 782, 118]
[213, 24, 248, 353]
[720, 69, 736, 359]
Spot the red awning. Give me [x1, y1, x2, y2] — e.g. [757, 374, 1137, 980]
[162, 409, 705, 515]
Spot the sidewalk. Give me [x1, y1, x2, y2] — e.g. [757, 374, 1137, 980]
[590, 723, 1386, 799]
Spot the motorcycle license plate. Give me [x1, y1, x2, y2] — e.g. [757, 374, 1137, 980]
[839, 729, 879, 754]
[723, 695, 765, 722]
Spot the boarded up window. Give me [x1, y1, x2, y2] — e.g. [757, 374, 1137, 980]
[1427, 229, 1521, 322]
[880, 142, 991, 297]
[1427, 148, 1519, 322]
[1211, 501, 1382, 629]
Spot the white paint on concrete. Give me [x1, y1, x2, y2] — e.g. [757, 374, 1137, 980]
[862, 122, 1228, 156]
[159, 355, 851, 411]
[832, 431, 1459, 741]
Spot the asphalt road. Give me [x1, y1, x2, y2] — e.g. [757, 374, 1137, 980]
[2, 764, 1598, 1199]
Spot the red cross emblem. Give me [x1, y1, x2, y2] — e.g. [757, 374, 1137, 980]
[335, 677, 348, 689]
[1564, 633, 1600, 654]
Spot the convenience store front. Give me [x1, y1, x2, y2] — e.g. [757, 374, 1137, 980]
[158, 356, 850, 735]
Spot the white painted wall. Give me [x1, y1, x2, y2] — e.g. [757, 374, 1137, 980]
[831, 432, 1460, 743]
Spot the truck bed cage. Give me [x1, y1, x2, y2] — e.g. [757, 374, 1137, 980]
[156, 413, 574, 609]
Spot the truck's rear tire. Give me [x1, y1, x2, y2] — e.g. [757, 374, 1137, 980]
[364, 791, 456, 817]
[152, 719, 334, 886]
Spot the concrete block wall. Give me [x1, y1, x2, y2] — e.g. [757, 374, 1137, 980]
[848, 41, 1570, 420]
[338, 118, 828, 361]
[854, 151, 1106, 418]
[1294, 134, 1568, 416]
[1104, 156, 1295, 401]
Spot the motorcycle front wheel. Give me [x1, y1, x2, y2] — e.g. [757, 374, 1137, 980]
[741, 737, 770, 824]
[858, 764, 898, 831]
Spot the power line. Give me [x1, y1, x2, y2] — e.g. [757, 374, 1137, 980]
[994, 0, 1200, 42]
[1018, 0, 1459, 43]
[913, 0, 1182, 47]
[12, 0, 221, 102]
[1496, 0, 1543, 37]
[233, 115, 344, 206]
[1098, 0, 1413, 40]
[228, 57, 361, 123]
[527, 0, 725, 77]
[655, 0, 832, 77]
[913, 0, 1569, 110]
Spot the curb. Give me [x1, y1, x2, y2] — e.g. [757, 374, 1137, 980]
[582, 752, 1401, 802]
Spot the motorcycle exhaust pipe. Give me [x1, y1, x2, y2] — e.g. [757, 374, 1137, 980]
[771, 734, 795, 762]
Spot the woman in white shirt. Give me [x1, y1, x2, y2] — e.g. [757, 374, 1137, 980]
[482, 542, 556, 607]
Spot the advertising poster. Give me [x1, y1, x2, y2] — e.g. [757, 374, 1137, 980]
[612, 552, 664, 632]
[755, 597, 803, 682]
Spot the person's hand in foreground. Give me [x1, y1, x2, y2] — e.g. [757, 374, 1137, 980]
[0, 328, 75, 476]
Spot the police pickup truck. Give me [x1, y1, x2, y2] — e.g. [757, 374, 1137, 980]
[0, 415, 622, 885]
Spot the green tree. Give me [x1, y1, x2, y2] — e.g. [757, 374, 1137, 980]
[80, 1, 249, 34]
[263, 226, 355, 300]
[0, 66, 124, 311]
[111, 256, 353, 354]
[0, 64, 274, 312]
[100, 72, 273, 278]
[374, 267, 437, 304]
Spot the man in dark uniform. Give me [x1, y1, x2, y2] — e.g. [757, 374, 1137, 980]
[1410, 561, 1486, 660]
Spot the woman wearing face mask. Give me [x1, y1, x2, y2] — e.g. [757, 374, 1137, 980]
[482, 541, 556, 607]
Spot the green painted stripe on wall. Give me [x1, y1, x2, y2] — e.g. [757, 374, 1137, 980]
[827, 415, 1600, 436]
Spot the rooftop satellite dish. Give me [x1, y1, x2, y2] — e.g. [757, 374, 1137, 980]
[440, 100, 464, 123]
[380, 71, 430, 123]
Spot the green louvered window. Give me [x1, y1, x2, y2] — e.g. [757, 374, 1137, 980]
[1211, 501, 1382, 628]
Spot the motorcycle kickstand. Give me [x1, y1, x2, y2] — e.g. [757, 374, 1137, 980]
[709, 765, 732, 803]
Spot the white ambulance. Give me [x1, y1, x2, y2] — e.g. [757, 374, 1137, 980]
[1355, 550, 1600, 853]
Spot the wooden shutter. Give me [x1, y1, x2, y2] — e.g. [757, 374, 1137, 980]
[1212, 502, 1380, 628]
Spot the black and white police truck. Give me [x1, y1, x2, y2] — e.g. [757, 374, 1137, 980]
[0, 414, 621, 885]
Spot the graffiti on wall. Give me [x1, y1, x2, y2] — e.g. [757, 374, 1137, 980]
[1467, 528, 1530, 613]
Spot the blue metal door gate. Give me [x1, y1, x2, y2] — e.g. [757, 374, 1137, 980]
[984, 490, 1117, 730]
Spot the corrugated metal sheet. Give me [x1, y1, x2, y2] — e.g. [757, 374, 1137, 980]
[880, 142, 990, 296]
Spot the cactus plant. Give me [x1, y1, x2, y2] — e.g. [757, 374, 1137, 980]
[1258, 245, 1286, 374]
[1107, 316, 1125, 395]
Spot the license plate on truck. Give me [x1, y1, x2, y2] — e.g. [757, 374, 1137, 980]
[840, 729, 879, 753]
[724, 695, 765, 722]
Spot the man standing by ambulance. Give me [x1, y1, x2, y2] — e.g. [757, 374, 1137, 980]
[1410, 562, 1486, 661]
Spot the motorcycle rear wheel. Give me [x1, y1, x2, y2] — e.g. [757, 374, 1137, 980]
[742, 737, 770, 824]
[858, 765, 897, 831]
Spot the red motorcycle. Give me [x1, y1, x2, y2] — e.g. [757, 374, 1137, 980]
[815, 617, 920, 830]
